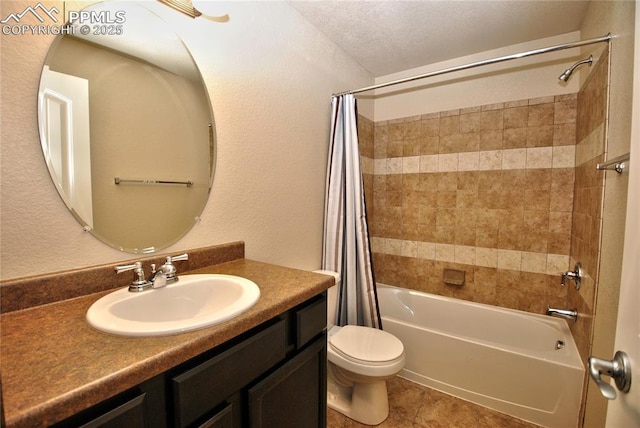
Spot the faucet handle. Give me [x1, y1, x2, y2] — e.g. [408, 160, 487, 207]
[168, 253, 189, 263]
[115, 261, 148, 286]
[560, 262, 583, 289]
[161, 253, 189, 282]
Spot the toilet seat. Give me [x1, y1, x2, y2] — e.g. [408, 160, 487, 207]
[328, 325, 405, 376]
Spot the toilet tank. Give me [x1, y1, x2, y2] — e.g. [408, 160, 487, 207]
[313, 270, 340, 327]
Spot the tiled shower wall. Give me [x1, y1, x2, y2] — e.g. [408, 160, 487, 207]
[568, 47, 609, 363]
[359, 95, 580, 314]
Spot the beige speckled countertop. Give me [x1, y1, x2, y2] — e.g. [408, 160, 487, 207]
[0, 259, 333, 427]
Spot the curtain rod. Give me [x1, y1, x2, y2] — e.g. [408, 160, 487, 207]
[333, 33, 612, 97]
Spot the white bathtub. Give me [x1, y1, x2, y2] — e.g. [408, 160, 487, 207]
[377, 284, 584, 428]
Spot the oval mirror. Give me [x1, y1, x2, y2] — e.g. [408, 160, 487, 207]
[37, 2, 215, 253]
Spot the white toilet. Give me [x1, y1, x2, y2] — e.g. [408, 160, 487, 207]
[314, 270, 405, 425]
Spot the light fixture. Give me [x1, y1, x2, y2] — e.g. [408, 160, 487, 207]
[157, 0, 229, 22]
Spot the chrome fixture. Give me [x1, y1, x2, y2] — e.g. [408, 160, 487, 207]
[588, 351, 632, 400]
[334, 33, 611, 97]
[158, 253, 189, 284]
[560, 262, 583, 289]
[596, 152, 631, 174]
[558, 55, 593, 82]
[555, 340, 565, 350]
[115, 177, 194, 187]
[114, 253, 188, 292]
[115, 261, 167, 292]
[546, 306, 578, 322]
[157, 0, 229, 21]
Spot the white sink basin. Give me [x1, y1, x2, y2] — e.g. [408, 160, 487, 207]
[86, 274, 260, 336]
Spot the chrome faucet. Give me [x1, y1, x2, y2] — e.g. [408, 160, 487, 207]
[115, 261, 166, 292]
[546, 306, 578, 322]
[114, 253, 188, 292]
[158, 253, 189, 284]
[560, 262, 583, 290]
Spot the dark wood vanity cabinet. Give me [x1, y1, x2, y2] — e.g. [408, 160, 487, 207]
[52, 293, 327, 428]
[50, 375, 168, 428]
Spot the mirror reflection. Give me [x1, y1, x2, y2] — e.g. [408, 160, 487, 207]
[38, 2, 215, 253]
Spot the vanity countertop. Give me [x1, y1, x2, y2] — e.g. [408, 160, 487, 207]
[0, 259, 333, 428]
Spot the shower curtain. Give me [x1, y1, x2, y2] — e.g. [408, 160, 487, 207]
[322, 94, 382, 329]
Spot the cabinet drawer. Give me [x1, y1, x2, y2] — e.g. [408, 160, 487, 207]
[295, 293, 326, 348]
[172, 319, 286, 428]
[79, 393, 146, 428]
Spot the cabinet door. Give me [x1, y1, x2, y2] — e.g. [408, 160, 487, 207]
[172, 319, 286, 428]
[196, 402, 233, 428]
[247, 336, 327, 428]
[51, 375, 166, 428]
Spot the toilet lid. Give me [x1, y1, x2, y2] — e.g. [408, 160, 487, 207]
[329, 325, 404, 363]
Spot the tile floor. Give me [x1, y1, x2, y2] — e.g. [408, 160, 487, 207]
[327, 376, 540, 428]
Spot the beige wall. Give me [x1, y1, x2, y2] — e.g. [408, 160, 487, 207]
[371, 32, 585, 122]
[579, 2, 636, 427]
[0, 1, 373, 280]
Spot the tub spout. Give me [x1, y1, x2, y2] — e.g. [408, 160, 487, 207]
[546, 306, 578, 322]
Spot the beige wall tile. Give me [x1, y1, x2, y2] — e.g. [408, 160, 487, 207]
[460, 112, 483, 133]
[553, 123, 577, 146]
[475, 247, 498, 268]
[503, 128, 527, 149]
[478, 150, 503, 170]
[435, 243, 455, 262]
[438, 153, 459, 172]
[439, 115, 460, 135]
[529, 96, 555, 105]
[480, 110, 504, 131]
[455, 245, 476, 265]
[497, 249, 522, 270]
[401, 240, 418, 257]
[402, 156, 420, 174]
[552, 145, 576, 168]
[417, 241, 436, 259]
[526, 125, 554, 147]
[419, 154, 439, 173]
[458, 151, 480, 171]
[387, 158, 403, 174]
[528, 103, 555, 126]
[505, 99, 528, 108]
[481, 102, 505, 111]
[502, 148, 527, 170]
[521, 252, 548, 274]
[554, 97, 578, 124]
[526, 147, 553, 169]
[575, 123, 605, 165]
[546, 254, 570, 275]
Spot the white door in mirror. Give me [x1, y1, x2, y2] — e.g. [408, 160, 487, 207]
[86, 274, 260, 336]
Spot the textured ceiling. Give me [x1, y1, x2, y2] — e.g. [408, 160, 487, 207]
[289, 0, 590, 77]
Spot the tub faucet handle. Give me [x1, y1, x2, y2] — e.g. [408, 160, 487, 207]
[560, 262, 582, 289]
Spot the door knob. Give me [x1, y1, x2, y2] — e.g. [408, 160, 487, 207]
[588, 351, 632, 400]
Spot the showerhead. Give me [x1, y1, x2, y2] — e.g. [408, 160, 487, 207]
[559, 55, 594, 82]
